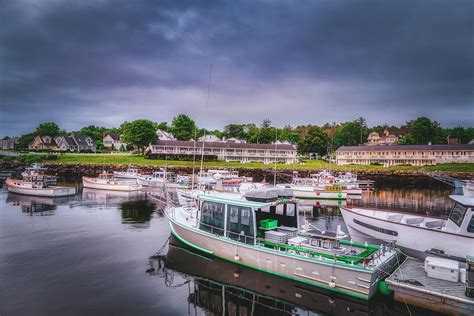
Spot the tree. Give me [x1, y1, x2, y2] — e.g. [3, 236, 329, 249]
[79, 125, 107, 141]
[15, 133, 36, 149]
[222, 124, 247, 139]
[170, 114, 197, 141]
[411, 117, 443, 144]
[35, 122, 62, 136]
[297, 126, 330, 156]
[278, 125, 300, 143]
[335, 121, 367, 147]
[121, 119, 157, 153]
[155, 121, 169, 132]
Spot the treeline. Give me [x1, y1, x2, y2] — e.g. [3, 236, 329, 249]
[5, 115, 473, 155]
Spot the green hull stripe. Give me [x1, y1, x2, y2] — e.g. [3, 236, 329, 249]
[169, 225, 214, 256]
[169, 230, 371, 300]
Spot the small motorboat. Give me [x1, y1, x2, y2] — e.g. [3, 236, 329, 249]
[137, 170, 191, 188]
[83, 172, 142, 191]
[22, 163, 57, 185]
[463, 181, 474, 197]
[113, 168, 142, 180]
[5, 177, 76, 197]
[340, 195, 474, 260]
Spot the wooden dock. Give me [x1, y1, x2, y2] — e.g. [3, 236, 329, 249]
[386, 258, 474, 315]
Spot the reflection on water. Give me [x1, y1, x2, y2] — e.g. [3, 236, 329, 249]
[0, 182, 453, 316]
[5, 193, 75, 215]
[351, 187, 454, 217]
[120, 199, 157, 228]
[147, 237, 441, 316]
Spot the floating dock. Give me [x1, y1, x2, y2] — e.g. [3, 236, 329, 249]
[386, 258, 474, 315]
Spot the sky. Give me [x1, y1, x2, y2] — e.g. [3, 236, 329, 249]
[1, 0, 473, 137]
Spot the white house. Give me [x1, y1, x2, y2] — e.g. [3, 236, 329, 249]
[198, 134, 221, 142]
[224, 137, 247, 143]
[148, 140, 297, 164]
[103, 133, 126, 150]
[336, 144, 474, 166]
[156, 129, 176, 140]
[56, 133, 96, 152]
[366, 129, 400, 146]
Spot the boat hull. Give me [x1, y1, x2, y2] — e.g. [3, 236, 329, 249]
[5, 178, 76, 197]
[167, 209, 397, 300]
[340, 207, 474, 259]
[82, 177, 142, 191]
[292, 186, 347, 200]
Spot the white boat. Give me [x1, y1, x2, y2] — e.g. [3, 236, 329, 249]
[165, 187, 398, 300]
[287, 185, 348, 200]
[5, 177, 76, 197]
[83, 172, 142, 191]
[197, 169, 244, 185]
[340, 195, 474, 260]
[137, 171, 191, 188]
[21, 163, 57, 185]
[463, 181, 474, 197]
[113, 168, 141, 180]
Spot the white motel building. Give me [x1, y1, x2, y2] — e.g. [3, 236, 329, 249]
[148, 140, 298, 164]
[336, 144, 474, 166]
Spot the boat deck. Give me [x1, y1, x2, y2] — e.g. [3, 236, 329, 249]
[386, 258, 474, 315]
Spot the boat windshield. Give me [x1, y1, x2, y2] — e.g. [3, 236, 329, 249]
[449, 202, 468, 227]
[467, 214, 474, 233]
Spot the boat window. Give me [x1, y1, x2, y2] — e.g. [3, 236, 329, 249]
[200, 201, 225, 236]
[241, 208, 250, 226]
[449, 203, 467, 227]
[276, 204, 284, 215]
[467, 215, 474, 233]
[226, 205, 254, 244]
[286, 204, 295, 217]
[229, 207, 239, 223]
[260, 206, 270, 213]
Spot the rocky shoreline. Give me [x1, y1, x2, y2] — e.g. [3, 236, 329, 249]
[2, 160, 471, 188]
[40, 162, 471, 188]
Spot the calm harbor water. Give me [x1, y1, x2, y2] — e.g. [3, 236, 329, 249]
[0, 180, 452, 315]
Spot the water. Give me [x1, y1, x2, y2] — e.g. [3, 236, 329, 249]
[0, 182, 451, 315]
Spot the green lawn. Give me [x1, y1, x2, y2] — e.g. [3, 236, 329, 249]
[45, 154, 474, 173]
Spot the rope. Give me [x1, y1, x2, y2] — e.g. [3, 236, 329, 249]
[149, 236, 170, 259]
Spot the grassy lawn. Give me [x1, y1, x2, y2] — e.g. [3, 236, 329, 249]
[46, 154, 474, 173]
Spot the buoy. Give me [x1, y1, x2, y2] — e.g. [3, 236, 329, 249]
[316, 191, 320, 196]
[234, 254, 240, 261]
[329, 281, 336, 288]
[233, 272, 239, 278]
[338, 193, 342, 198]
[378, 281, 393, 296]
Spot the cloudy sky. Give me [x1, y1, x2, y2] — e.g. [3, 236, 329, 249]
[1, 0, 473, 136]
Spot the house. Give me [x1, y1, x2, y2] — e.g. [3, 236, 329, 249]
[224, 137, 247, 144]
[198, 134, 221, 142]
[0, 137, 17, 150]
[56, 136, 79, 151]
[148, 140, 297, 164]
[28, 135, 59, 150]
[55, 133, 96, 152]
[336, 144, 474, 166]
[103, 133, 126, 150]
[156, 129, 176, 140]
[71, 133, 96, 151]
[366, 129, 400, 146]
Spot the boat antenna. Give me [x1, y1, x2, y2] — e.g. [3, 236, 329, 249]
[199, 64, 213, 174]
[273, 128, 277, 187]
[191, 127, 197, 189]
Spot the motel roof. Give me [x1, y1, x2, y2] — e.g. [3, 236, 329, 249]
[152, 139, 295, 150]
[336, 144, 474, 152]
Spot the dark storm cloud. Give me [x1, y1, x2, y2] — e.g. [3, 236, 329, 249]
[1, 0, 473, 136]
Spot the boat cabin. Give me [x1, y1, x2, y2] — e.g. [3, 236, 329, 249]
[98, 172, 114, 180]
[197, 192, 299, 246]
[125, 168, 139, 175]
[445, 195, 474, 236]
[151, 171, 177, 182]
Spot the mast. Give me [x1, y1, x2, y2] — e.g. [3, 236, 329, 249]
[199, 64, 213, 174]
